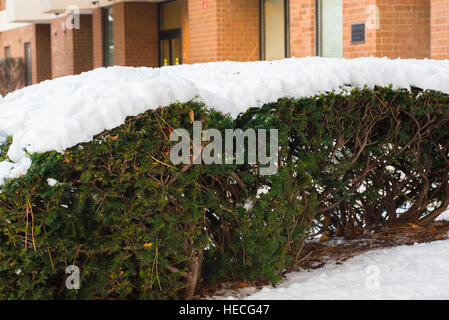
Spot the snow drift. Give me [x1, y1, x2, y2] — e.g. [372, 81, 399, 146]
[245, 238, 449, 300]
[2, 56, 449, 185]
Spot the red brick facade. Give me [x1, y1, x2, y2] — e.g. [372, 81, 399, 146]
[0, 24, 51, 84]
[0, 0, 448, 93]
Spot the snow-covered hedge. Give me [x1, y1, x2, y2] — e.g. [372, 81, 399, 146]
[1, 86, 449, 299]
[241, 86, 449, 237]
[0, 102, 305, 299]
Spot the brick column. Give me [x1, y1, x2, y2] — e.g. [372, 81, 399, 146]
[217, 0, 259, 61]
[73, 15, 93, 74]
[181, 0, 190, 64]
[51, 16, 75, 77]
[430, 0, 449, 59]
[34, 24, 52, 83]
[187, 0, 219, 62]
[290, 0, 316, 57]
[112, 1, 159, 67]
[92, 7, 104, 68]
[51, 14, 93, 78]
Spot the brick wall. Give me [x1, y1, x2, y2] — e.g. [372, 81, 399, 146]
[430, 0, 449, 59]
[376, 0, 430, 59]
[92, 8, 104, 68]
[290, 0, 430, 59]
[216, 0, 259, 61]
[51, 14, 93, 79]
[290, 0, 316, 57]
[343, 0, 377, 58]
[112, 1, 158, 67]
[0, 24, 51, 85]
[187, 0, 259, 63]
[187, 0, 220, 62]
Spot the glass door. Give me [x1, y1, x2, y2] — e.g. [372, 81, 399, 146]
[103, 6, 114, 67]
[159, 0, 182, 66]
[160, 34, 181, 66]
[261, 0, 289, 61]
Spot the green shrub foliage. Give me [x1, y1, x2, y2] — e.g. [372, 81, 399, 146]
[1, 87, 449, 299]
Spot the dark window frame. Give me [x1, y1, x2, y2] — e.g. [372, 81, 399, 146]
[158, 0, 183, 66]
[4, 46, 10, 58]
[259, 0, 290, 60]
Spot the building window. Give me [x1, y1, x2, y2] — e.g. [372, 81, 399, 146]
[316, 0, 343, 58]
[159, 0, 182, 66]
[260, 0, 289, 61]
[4, 46, 10, 58]
[24, 43, 32, 86]
[103, 6, 114, 67]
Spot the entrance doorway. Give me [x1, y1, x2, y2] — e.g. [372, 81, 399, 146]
[159, 0, 182, 66]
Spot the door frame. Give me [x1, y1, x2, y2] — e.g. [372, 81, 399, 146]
[158, 0, 182, 66]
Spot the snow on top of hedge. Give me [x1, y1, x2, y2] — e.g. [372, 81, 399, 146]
[1, 56, 449, 185]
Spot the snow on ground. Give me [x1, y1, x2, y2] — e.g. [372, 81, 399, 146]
[241, 213, 449, 300]
[2, 57, 449, 184]
[437, 210, 449, 221]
